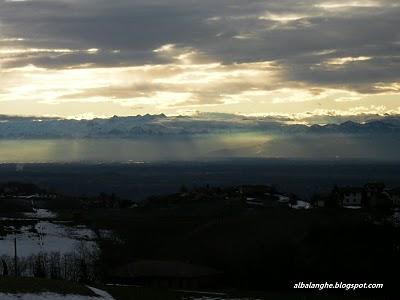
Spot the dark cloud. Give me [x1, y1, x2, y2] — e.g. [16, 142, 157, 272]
[0, 0, 399, 93]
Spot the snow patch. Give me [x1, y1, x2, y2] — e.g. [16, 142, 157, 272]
[0, 289, 115, 300]
[290, 200, 311, 210]
[277, 195, 290, 203]
[343, 206, 362, 209]
[87, 286, 115, 299]
[24, 209, 57, 219]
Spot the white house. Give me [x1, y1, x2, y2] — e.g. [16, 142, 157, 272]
[337, 187, 364, 207]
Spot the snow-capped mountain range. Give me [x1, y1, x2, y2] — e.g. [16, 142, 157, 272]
[0, 113, 400, 139]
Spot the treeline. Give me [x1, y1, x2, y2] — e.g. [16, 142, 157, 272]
[0, 181, 133, 210]
[0, 182, 46, 196]
[1, 242, 100, 283]
[81, 192, 133, 209]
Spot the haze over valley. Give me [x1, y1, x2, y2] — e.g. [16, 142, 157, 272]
[1, 113, 400, 162]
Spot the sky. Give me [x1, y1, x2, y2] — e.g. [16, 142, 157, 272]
[0, 0, 399, 120]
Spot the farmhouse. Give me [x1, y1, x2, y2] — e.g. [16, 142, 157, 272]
[331, 183, 393, 209]
[334, 186, 364, 207]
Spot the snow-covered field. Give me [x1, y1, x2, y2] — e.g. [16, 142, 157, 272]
[0, 286, 115, 300]
[0, 210, 98, 257]
[0, 294, 106, 300]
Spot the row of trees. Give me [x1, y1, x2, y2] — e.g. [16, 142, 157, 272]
[1, 241, 100, 283]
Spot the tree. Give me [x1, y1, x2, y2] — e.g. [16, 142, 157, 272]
[33, 255, 46, 278]
[2, 259, 8, 276]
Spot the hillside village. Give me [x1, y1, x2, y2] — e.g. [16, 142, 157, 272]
[143, 182, 400, 212]
[2, 181, 400, 212]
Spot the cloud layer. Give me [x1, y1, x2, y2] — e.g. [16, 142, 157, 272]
[0, 0, 399, 117]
